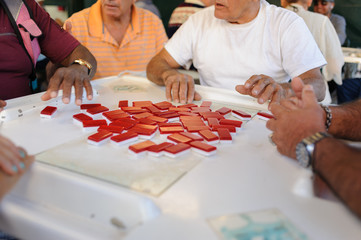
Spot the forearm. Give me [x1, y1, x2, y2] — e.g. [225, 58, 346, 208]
[60, 44, 97, 80]
[329, 99, 361, 140]
[314, 137, 361, 218]
[146, 55, 176, 86]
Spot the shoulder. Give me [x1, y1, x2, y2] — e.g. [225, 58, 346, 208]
[262, 2, 300, 23]
[68, 7, 91, 22]
[331, 14, 346, 23]
[136, 7, 162, 24]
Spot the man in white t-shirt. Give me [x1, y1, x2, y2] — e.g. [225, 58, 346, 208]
[146, 0, 327, 105]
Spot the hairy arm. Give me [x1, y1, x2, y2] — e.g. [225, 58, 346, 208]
[313, 137, 361, 218]
[328, 99, 361, 141]
[146, 48, 181, 86]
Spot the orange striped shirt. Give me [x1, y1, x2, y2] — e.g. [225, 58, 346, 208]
[66, 1, 168, 80]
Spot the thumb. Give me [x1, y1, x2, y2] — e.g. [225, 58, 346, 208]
[194, 91, 202, 101]
[302, 85, 318, 107]
[64, 21, 72, 34]
[291, 77, 304, 99]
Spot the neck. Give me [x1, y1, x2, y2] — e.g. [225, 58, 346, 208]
[229, 2, 260, 24]
[102, 8, 132, 27]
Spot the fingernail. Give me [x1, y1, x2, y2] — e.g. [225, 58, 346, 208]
[12, 165, 18, 173]
[50, 91, 57, 98]
[63, 98, 70, 104]
[76, 99, 82, 105]
[245, 83, 250, 88]
[259, 99, 264, 104]
[253, 90, 258, 95]
[19, 162, 25, 169]
[19, 149, 26, 158]
[304, 85, 314, 91]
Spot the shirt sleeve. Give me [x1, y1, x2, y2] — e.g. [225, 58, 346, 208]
[27, 0, 80, 63]
[280, 17, 327, 78]
[165, 15, 195, 69]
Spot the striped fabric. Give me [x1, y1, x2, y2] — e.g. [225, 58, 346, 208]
[167, 0, 205, 38]
[66, 0, 167, 80]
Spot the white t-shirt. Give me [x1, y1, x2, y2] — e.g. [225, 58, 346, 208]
[165, 0, 326, 90]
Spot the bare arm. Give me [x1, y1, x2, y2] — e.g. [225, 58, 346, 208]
[146, 49, 201, 103]
[313, 137, 361, 218]
[328, 99, 361, 141]
[42, 44, 97, 105]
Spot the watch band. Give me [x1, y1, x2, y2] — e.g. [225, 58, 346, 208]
[72, 59, 92, 76]
[297, 132, 330, 168]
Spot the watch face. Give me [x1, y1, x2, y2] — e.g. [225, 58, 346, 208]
[296, 142, 310, 168]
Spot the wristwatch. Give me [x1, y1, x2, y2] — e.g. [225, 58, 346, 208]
[295, 132, 330, 168]
[72, 59, 93, 76]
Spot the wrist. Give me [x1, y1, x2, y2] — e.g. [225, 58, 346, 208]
[71, 59, 93, 76]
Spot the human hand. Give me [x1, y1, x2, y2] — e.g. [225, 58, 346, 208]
[0, 100, 6, 112]
[235, 74, 288, 105]
[41, 64, 93, 105]
[0, 135, 34, 176]
[162, 70, 202, 103]
[63, 21, 72, 35]
[266, 84, 326, 159]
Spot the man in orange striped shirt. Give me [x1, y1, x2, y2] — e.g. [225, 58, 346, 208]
[65, 0, 167, 80]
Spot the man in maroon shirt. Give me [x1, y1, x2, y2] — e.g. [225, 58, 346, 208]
[0, 0, 97, 110]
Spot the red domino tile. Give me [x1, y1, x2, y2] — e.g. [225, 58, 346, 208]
[138, 118, 157, 125]
[199, 129, 219, 142]
[129, 140, 156, 153]
[129, 124, 158, 136]
[186, 125, 210, 132]
[83, 120, 108, 128]
[132, 112, 153, 120]
[179, 132, 204, 141]
[200, 101, 212, 107]
[40, 106, 57, 117]
[154, 101, 174, 110]
[216, 107, 232, 115]
[98, 125, 124, 134]
[110, 120, 136, 130]
[103, 112, 130, 122]
[132, 101, 153, 107]
[181, 120, 206, 126]
[191, 107, 211, 113]
[178, 111, 199, 117]
[219, 119, 243, 128]
[164, 143, 191, 155]
[178, 103, 198, 108]
[156, 111, 179, 119]
[212, 125, 236, 133]
[73, 113, 93, 123]
[144, 105, 161, 113]
[111, 131, 138, 143]
[158, 122, 182, 127]
[86, 106, 109, 115]
[80, 103, 101, 110]
[257, 112, 274, 120]
[232, 110, 252, 120]
[190, 141, 217, 152]
[200, 112, 224, 120]
[88, 130, 113, 142]
[118, 100, 128, 108]
[217, 128, 232, 141]
[207, 118, 220, 127]
[159, 126, 184, 134]
[169, 107, 190, 112]
[146, 115, 168, 123]
[167, 133, 192, 144]
[148, 142, 174, 155]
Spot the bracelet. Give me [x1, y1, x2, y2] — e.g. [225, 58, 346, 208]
[321, 105, 332, 131]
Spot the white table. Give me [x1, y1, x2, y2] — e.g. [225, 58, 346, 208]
[0, 75, 360, 240]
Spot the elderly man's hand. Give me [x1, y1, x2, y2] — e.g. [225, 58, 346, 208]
[235, 74, 289, 105]
[266, 82, 326, 159]
[0, 100, 6, 112]
[162, 70, 202, 104]
[0, 135, 34, 176]
[41, 64, 93, 105]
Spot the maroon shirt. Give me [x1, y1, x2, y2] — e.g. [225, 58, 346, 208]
[0, 0, 80, 100]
